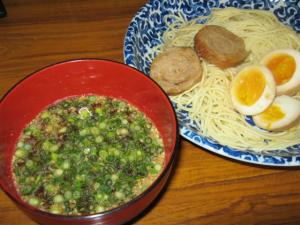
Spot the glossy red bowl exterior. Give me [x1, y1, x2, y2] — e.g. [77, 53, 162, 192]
[0, 59, 180, 225]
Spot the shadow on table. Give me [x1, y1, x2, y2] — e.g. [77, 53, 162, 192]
[0, 0, 7, 18]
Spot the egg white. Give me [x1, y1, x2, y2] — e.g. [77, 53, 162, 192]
[253, 95, 300, 131]
[230, 65, 276, 115]
[261, 49, 300, 96]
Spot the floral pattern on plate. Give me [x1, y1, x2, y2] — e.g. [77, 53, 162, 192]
[124, 0, 300, 166]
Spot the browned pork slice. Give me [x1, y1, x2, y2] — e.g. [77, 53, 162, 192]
[150, 47, 203, 95]
[194, 25, 248, 68]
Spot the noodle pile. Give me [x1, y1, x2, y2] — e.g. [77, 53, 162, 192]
[149, 8, 300, 152]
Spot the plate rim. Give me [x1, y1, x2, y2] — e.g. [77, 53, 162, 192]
[180, 128, 300, 167]
[123, 0, 300, 167]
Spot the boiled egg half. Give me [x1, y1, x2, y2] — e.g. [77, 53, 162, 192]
[230, 65, 276, 115]
[253, 95, 300, 131]
[261, 49, 300, 96]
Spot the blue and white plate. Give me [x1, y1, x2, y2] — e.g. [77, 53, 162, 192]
[123, 0, 300, 166]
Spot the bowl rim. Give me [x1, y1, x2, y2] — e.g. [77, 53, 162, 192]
[0, 58, 181, 220]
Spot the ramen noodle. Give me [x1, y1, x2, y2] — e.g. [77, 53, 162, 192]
[149, 8, 300, 152]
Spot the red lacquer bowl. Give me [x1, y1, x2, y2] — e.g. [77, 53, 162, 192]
[0, 59, 180, 225]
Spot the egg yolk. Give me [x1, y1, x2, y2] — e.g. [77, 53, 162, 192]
[235, 68, 266, 106]
[260, 104, 285, 123]
[265, 53, 296, 85]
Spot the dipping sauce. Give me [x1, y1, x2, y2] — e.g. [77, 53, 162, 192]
[12, 95, 164, 215]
